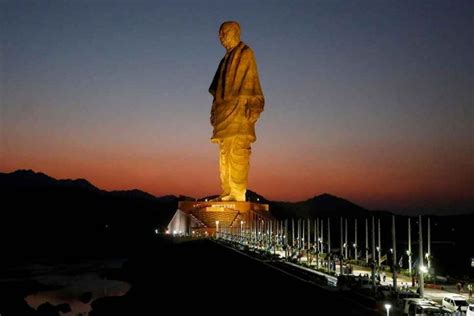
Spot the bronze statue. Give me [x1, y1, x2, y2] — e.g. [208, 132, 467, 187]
[209, 21, 264, 202]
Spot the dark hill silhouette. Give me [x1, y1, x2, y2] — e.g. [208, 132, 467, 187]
[1, 169, 472, 277]
[109, 189, 158, 200]
[0, 170, 178, 258]
[268, 192, 371, 220]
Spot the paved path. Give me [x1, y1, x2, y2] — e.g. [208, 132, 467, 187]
[344, 264, 474, 304]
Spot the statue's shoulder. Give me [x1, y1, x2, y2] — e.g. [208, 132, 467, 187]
[239, 42, 255, 58]
[240, 42, 252, 52]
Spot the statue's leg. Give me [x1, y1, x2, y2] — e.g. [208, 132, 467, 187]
[228, 135, 251, 201]
[219, 138, 231, 198]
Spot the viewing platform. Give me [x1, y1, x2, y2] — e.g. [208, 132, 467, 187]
[168, 201, 272, 236]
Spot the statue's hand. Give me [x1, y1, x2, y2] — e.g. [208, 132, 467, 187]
[245, 104, 251, 120]
[210, 112, 216, 126]
[245, 104, 260, 123]
[245, 97, 263, 123]
[249, 110, 260, 123]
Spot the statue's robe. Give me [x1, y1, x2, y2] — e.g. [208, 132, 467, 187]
[209, 41, 264, 143]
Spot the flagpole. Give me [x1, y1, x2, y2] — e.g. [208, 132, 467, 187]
[371, 216, 376, 291]
[392, 215, 397, 290]
[427, 217, 431, 269]
[408, 218, 412, 276]
[321, 218, 324, 255]
[354, 218, 358, 261]
[345, 218, 348, 259]
[340, 217, 343, 257]
[365, 218, 369, 264]
[328, 218, 331, 254]
[418, 215, 424, 298]
[378, 218, 381, 269]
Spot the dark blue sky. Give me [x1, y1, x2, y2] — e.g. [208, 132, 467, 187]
[1, 0, 473, 214]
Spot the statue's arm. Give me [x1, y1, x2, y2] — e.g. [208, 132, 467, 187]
[245, 96, 264, 123]
[241, 48, 264, 123]
[209, 58, 224, 126]
[210, 100, 217, 126]
[247, 95, 264, 112]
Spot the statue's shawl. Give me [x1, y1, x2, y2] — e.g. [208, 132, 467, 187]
[209, 42, 264, 142]
[209, 41, 264, 108]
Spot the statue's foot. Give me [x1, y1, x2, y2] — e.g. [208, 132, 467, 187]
[221, 194, 246, 202]
[220, 194, 235, 201]
[234, 193, 246, 202]
[210, 193, 231, 201]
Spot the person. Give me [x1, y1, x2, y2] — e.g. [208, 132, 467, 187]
[468, 282, 472, 298]
[209, 21, 265, 202]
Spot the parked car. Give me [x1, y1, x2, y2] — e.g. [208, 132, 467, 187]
[467, 304, 474, 316]
[442, 295, 469, 313]
[403, 298, 437, 314]
[408, 303, 454, 315]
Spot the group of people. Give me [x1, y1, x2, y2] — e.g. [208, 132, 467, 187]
[457, 280, 473, 298]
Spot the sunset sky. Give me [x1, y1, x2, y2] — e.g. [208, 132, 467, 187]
[1, 0, 473, 214]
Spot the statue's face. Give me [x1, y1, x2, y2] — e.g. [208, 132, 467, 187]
[219, 26, 238, 50]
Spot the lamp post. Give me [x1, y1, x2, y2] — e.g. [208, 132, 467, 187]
[384, 303, 391, 316]
[376, 246, 380, 261]
[418, 215, 424, 298]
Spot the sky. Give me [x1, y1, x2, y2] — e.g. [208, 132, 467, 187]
[1, 0, 473, 214]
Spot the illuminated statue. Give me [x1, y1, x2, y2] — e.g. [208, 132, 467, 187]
[209, 21, 264, 202]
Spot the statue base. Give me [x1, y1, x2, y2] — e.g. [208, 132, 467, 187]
[167, 201, 271, 236]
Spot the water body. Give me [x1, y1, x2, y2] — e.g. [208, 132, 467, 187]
[0, 258, 131, 315]
[25, 272, 130, 315]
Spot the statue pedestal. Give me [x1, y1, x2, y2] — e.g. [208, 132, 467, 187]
[168, 201, 271, 236]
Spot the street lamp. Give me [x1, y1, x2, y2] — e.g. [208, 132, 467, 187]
[419, 265, 428, 273]
[384, 303, 391, 316]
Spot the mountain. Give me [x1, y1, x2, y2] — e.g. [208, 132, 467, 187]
[1, 169, 473, 276]
[0, 170, 375, 220]
[109, 189, 158, 200]
[268, 192, 372, 220]
[0, 169, 178, 257]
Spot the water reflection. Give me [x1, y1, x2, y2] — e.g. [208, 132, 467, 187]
[25, 272, 130, 315]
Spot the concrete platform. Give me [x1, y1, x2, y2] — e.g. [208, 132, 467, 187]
[168, 201, 272, 236]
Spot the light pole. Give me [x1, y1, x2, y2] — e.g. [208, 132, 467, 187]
[418, 215, 424, 298]
[408, 217, 412, 276]
[384, 303, 391, 316]
[354, 218, 357, 261]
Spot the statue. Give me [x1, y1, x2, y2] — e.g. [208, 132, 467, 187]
[209, 21, 264, 202]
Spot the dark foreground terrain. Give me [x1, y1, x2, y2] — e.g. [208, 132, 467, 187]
[1, 236, 377, 315]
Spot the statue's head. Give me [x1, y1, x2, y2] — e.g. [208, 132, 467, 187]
[219, 21, 240, 51]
